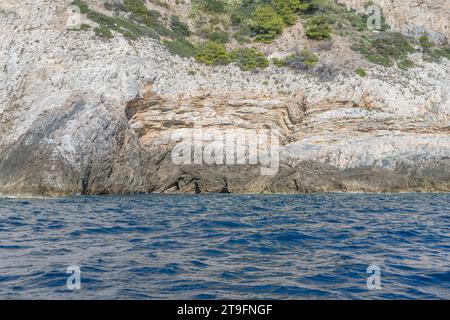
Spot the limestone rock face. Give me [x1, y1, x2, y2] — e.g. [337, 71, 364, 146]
[0, 1, 449, 196]
[338, 0, 449, 43]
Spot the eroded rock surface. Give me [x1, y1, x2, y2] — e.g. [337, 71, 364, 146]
[339, 0, 449, 43]
[0, 1, 449, 196]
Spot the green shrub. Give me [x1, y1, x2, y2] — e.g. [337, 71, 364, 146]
[297, 0, 320, 14]
[397, 58, 414, 70]
[274, 53, 297, 67]
[370, 33, 414, 57]
[273, 50, 318, 69]
[171, 15, 191, 37]
[355, 67, 367, 77]
[272, 56, 288, 67]
[122, 30, 139, 40]
[230, 47, 269, 71]
[419, 34, 434, 49]
[233, 31, 251, 44]
[164, 38, 196, 58]
[94, 26, 113, 39]
[229, 0, 259, 25]
[434, 47, 450, 60]
[104, 2, 128, 12]
[154, 0, 170, 9]
[124, 0, 148, 16]
[345, 10, 367, 31]
[202, 29, 229, 43]
[299, 49, 319, 68]
[193, 0, 226, 13]
[134, 10, 172, 36]
[122, 0, 173, 37]
[424, 47, 450, 62]
[351, 32, 414, 67]
[297, 1, 371, 34]
[87, 10, 159, 40]
[249, 5, 285, 43]
[305, 16, 332, 40]
[271, 0, 303, 25]
[195, 41, 231, 65]
[419, 34, 449, 62]
[71, 0, 89, 14]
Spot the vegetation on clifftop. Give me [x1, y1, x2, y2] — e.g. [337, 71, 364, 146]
[70, 0, 450, 72]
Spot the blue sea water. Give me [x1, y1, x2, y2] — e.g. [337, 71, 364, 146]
[0, 193, 449, 300]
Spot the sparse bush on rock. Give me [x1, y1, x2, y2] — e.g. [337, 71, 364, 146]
[351, 32, 414, 67]
[305, 16, 332, 40]
[418, 34, 450, 63]
[273, 49, 319, 70]
[299, 49, 319, 69]
[171, 15, 192, 37]
[195, 41, 231, 65]
[355, 67, 367, 77]
[398, 58, 414, 70]
[202, 28, 230, 44]
[230, 47, 269, 71]
[419, 34, 434, 49]
[164, 38, 196, 58]
[94, 25, 113, 39]
[193, 0, 226, 13]
[424, 47, 450, 62]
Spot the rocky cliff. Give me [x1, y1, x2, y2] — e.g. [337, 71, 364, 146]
[0, 0, 449, 196]
[339, 0, 449, 43]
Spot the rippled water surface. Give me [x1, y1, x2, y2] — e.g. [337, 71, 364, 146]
[0, 194, 449, 299]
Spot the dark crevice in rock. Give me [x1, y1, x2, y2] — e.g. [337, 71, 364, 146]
[220, 179, 230, 194]
[81, 165, 91, 195]
[294, 179, 300, 191]
[194, 179, 201, 194]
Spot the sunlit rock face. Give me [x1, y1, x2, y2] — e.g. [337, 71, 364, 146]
[338, 0, 449, 43]
[0, 1, 449, 196]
